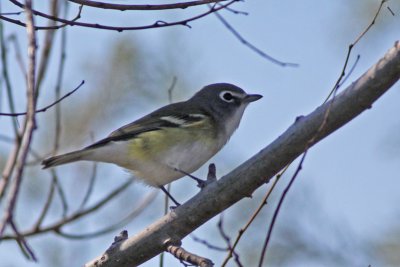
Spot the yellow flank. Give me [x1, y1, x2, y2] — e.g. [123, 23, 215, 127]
[127, 117, 216, 161]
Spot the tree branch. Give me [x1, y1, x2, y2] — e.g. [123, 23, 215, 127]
[1, 179, 133, 240]
[7, 0, 238, 32]
[0, 0, 38, 239]
[68, 0, 227, 11]
[166, 244, 214, 267]
[0, 80, 84, 117]
[212, 9, 298, 67]
[85, 41, 400, 267]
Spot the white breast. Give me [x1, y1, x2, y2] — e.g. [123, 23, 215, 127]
[223, 103, 248, 143]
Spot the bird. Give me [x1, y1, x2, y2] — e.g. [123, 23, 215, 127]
[42, 83, 262, 205]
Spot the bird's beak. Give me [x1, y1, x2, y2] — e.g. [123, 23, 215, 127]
[244, 93, 263, 103]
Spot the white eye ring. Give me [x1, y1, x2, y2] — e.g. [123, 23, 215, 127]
[219, 91, 235, 103]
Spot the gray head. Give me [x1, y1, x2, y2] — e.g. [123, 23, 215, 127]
[190, 83, 262, 136]
[190, 83, 262, 112]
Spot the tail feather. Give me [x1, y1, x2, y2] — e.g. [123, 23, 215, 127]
[42, 149, 92, 169]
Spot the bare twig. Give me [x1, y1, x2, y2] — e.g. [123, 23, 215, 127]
[213, 9, 298, 67]
[52, 2, 69, 153]
[353, 0, 388, 45]
[6, 0, 238, 32]
[217, 215, 243, 267]
[1, 179, 133, 240]
[221, 170, 283, 266]
[8, 34, 27, 78]
[0, 0, 38, 238]
[0, 19, 21, 200]
[258, 50, 344, 266]
[36, 0, 59, 96]
[324, 0, 389, 102]
[68, 0, 227, 11]
[166, 244, 214, 267]
[53, 171, 69, 218]
[0, 3, 83, 31]
[34, 173, 57, 230]
[191, 234, 227, 252]
[0, 80, 84, 116]
[216, 3, 248, 15]
[257, 153, 307, 267]
[338, 55, 360, 88]
[9, 219, 37, 261]
[55, 191, 157, 239]
[0, 19, 19, 135]
[79, 163, 97, 209]
[0, 11, 24, 16]
[387, 6, 395, 16]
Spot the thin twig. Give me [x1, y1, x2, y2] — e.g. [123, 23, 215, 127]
[52, 172, 69, 218]
[218, 214, 243, 267]
[0, 0, 37, 238]
[53, 1, 69, 153]
[213, 9, 298, 67]
[221, 170, 283, 266]
[191, 234, 228, 252]
[0, 80, 84, 116]
[8, 34, 27, 78]
[338, 55, 360, 88]
[33, 173, 57, 230]
[217, 3, 248, 15]
[0, 3, 83, 31]
[257, 152, 307, 267]
[36, 0, 60, 96]
[9, 219, 37, 261]
[79, 163, 97, 209]
[68, 0, 227, 11]
[0, 19, 19, 136]
[7, 0, 238, 32]
[1, 179, 133, 240]
[324, 0, 388, 102]
[0, 11, 24, 16]
[259, 62, 343, 266]
[55, 191, 157, 239]
[0, 149, 20, 200]
[387, 6, 395, 16]
[353, 0, 388, 45]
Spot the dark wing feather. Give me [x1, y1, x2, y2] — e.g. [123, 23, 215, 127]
[85, 101, 208, 149]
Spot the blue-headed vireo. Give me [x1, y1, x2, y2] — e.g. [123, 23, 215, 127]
[42, 83, 262, 205]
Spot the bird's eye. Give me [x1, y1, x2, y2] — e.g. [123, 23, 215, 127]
[220, 91, 235, 103]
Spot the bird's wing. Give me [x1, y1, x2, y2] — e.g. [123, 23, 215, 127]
[86, 102, 209, 149]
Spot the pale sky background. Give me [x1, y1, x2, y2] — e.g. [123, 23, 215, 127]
[1, 0, 400, 266]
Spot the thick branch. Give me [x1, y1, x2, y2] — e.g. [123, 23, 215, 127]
[85, 42, 400, 267]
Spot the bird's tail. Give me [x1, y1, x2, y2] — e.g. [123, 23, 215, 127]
[42, 149, 92, 169]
